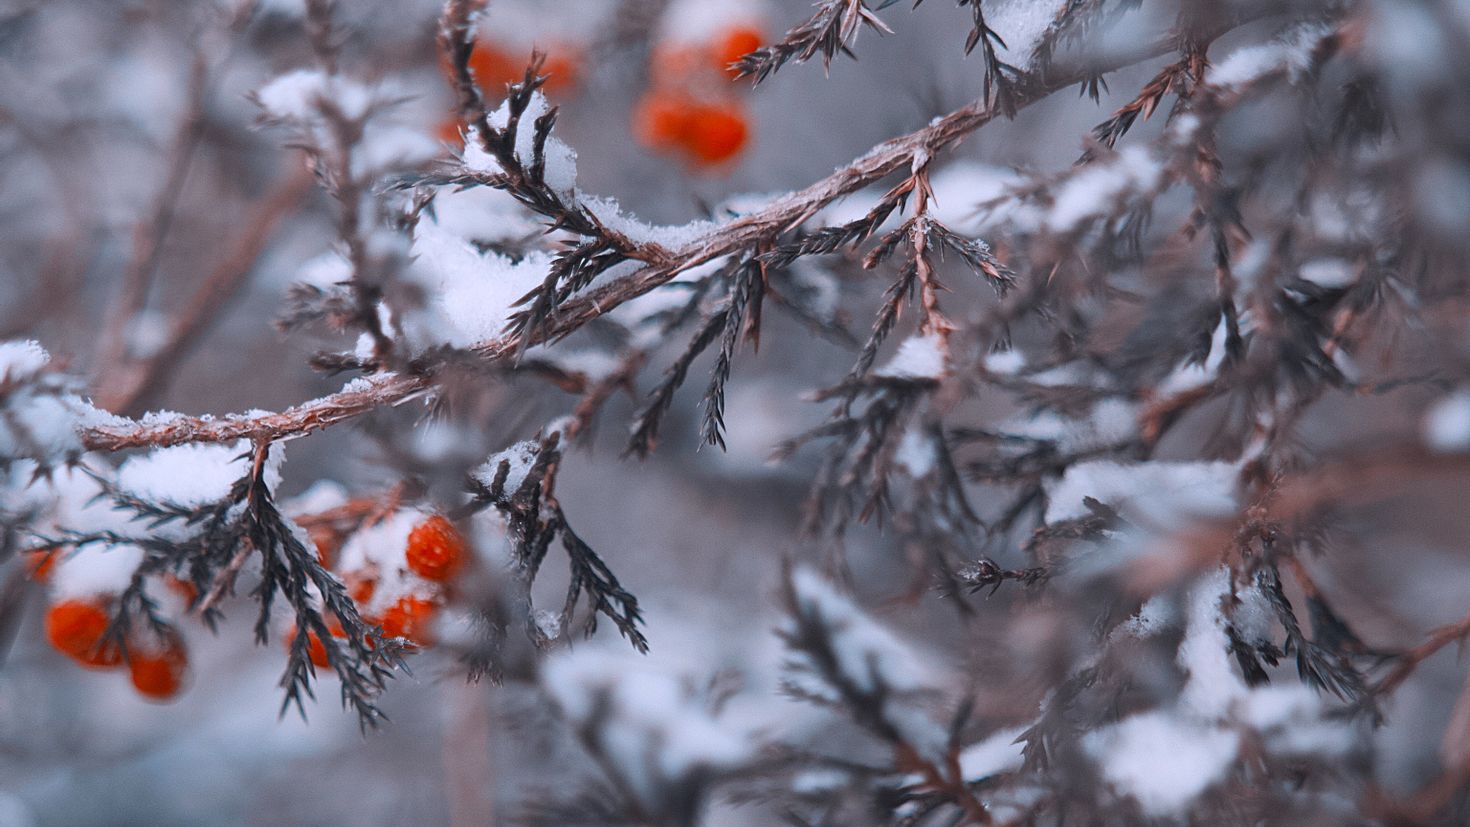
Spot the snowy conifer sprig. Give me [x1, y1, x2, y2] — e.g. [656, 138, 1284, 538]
[468, 430, 647, 653]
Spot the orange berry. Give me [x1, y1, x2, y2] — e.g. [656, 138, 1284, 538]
[464, 40, 522, 94]
[683, 100, 749, 166]
[285, 621, 344, 669]
[539, 48, 581, 95]
[24, 548, 58, 582]
[437, 116, 465, 147]
[344, 572, 376, 606]
[714, 26, 764, 78]
[635, 90, 694, 150]
[45, 598, 122, 668]
[128, 632, 188, 701]
[379, 596, 437, 646]
[164, 575, 197, 605]
[449, 39, 580, 98]
[405, 515, 466, 583]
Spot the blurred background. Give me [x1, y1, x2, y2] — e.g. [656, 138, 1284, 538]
[2, 0, 1469, 824]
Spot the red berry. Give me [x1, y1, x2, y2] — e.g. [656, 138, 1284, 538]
[284, 621, 344, 669]
[45, 598, 122, 668]
[683, 100, 749, 166]
[24, 548, 58, 582]
[635, 89, 695, 150]
[379, 596, 437, 646]
[714, 26, 764, 78]
[128, 632, 188, 701]
[405, 515, 466, 583]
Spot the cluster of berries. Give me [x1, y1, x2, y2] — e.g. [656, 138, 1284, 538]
[31, 504, 470, 696]
[633, 21, 764, 169]
[30, 550, 192, 702]
[288, 510, 468, 670]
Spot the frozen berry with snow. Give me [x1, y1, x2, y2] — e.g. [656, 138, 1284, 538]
[379, 596, 438, 646]
[405, 514, 466, 583]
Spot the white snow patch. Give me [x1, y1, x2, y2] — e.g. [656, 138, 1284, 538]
[959, 725, 1028, 781]
[1046, 145, 1163, 233]
[1084, 710, 1240, 817]
[1045, 459, 1238, 527]
[543, 647, 754, 809]
[1425, 391, 1470, 452]
[876, 333, 947, 380]
[116, 441, 274, 508]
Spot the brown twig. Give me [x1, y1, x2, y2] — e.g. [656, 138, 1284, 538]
[79, 10, 1273, 454]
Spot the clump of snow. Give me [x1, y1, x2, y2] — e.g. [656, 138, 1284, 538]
[424, 185, 542, 245]
[1044, 459, 1239, 527]
[895, 426, 937, 478]
[930, 162, 1031, 233]
[401, 221, 550, 350]
[1208, 23, 1333, 91]
[985, 0, 1065, 67]
[543, 647, 754, 810]
[116, 440, 274, 508]
[1158, 315, 1234, 396]
[958, 725, 1028, 781]
[607, 257, 728, 343]
[353, 122, 438, 177]
[1001, 398, 1139, 455]
[658, 0, 768, 45]
[49, 543, 145, 600]
[472, 439, 542, 496]
[784, 566, 935, 696]
[257, 69, 372, 122]
[523, 346, 623, 383]
[0, 340, 51, 379]
[0, 340, 115, 464]
[1115, 593, 1176, 639]
[476, 0, 617, 48]
[983, 347, 1026, 375]
[876, 333, 948, 380]
[462, 92, 578, 197]
[1425, 391, 1470, 452]
[1046, 145, 1163, 233]
[284, 479, 350, 517]
[1177, 568, 1247, 718]
[1086, 568, 1354, 815]
[1084, 710, 1241, 817]
[1299, 258, 1357, 289]
[582, 195, 721, 250]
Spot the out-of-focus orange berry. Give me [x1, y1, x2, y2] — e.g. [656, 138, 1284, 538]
[714, 26, 764, 78]
[405, 515, 466, 583]
[346, 573, 376, 607]
[379, 596, 437, 646]
[651, 44, 704, 87]
[683, 100, 749, 166]
[453, 40, 580, 98]
[164, 575, 197, 605]
[128, 632, 188, 701]
[539, 49, 581, 95]
[437, 116, 466, 147]
[45, 598, 122, 668]
[285, 620, 344, 669]
[635, 90, 694, 150]
[24, 548, 58, 582]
